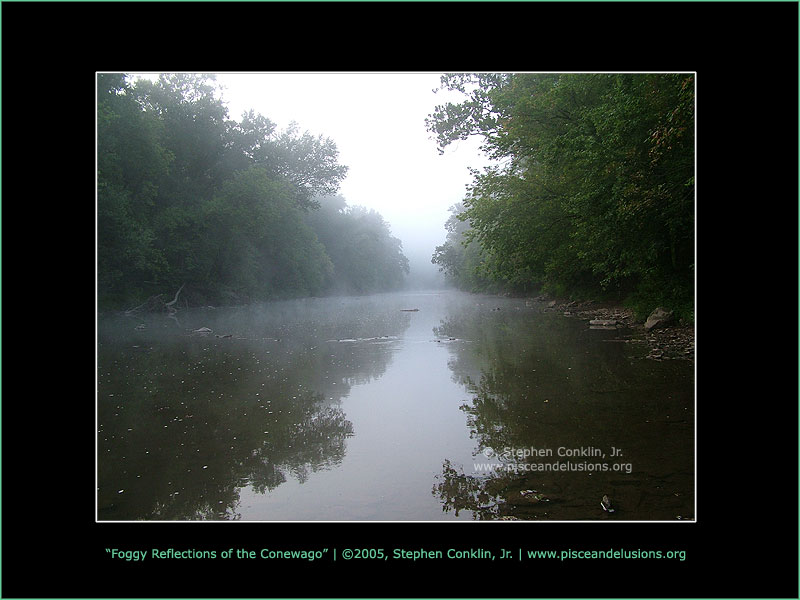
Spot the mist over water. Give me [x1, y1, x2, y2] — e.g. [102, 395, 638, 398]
[97, 291, 693, 521]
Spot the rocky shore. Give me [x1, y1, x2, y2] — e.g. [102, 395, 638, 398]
[535, 297, 694, 362]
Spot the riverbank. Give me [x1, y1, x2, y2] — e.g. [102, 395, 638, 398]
[536, 296, 695, 363]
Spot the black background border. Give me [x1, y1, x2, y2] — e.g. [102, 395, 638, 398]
[2, 2, 798, 598]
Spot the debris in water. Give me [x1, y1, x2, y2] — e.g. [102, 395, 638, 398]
[520, 490, 548, 502]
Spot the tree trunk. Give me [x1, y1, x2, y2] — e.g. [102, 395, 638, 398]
[125, 283, 186, 315]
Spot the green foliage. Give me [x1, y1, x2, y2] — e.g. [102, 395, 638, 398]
[307, 196, 410, 294]
[97, 74, 172, 304]
[427, 73, 694, 317]
[431, 203, 503, 293]
[227, 111, 349, 210]
[201, 167, 333, 299]
[97, 73, 406, 310]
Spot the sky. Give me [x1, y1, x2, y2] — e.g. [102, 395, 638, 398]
[208, 72, 492, 285]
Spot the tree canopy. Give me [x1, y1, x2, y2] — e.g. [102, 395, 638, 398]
[307, 195, 410, 294]
[428, 73, 695, 320]
[97, 73, 409, 309]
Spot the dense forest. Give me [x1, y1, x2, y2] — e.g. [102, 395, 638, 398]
[428, 73, 695, 321]
[97, 73, 409, 310]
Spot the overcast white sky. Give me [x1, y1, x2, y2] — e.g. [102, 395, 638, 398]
[131, 72, 491, 283]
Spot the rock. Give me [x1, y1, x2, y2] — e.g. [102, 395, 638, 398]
[644, 307, 674, 331]
[589, 319, 617, 326]
[511, 490, 550, 505]
[547, 300, 557, 307]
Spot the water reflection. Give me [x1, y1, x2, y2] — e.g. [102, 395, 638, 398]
[433, 300, 694, 520]
[97, 297, 410, 520]
[98, 292, 694, 521]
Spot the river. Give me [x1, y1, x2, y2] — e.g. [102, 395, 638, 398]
[96, 290, 694, 521]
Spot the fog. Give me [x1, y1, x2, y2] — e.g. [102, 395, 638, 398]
[212, 72, 491, 289]
[98, 71, 699, 528]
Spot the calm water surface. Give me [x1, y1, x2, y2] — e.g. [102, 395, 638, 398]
[97, 291, 694, 521]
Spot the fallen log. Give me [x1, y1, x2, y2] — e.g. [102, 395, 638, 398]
[164, 283, 186, 314]
[589, 319, 617, 326]
[125, 283, 186, 315]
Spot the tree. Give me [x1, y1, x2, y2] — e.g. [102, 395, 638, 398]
[431, 203, 497, 292]
[307, 196, 410, 294]
[98, 72, 401, 309]
[97, 73, 172, 305]
[227, 111, 349, 210]
[427, 73, 695, 318]
[202, 167, 333, 300]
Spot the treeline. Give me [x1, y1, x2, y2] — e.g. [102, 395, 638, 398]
[98, 73, 408, 310]
[428, 73, 694, 320]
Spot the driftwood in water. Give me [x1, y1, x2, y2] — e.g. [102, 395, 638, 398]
[164, 283, 186, 313]
[125, 283, 186, 315]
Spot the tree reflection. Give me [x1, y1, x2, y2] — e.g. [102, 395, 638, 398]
[97, 299, 406, 520]
[433, 302, 694, 520]
[98, 386, 355, 520]
[433, 459, 559, 520]
[432, 459, 502, 520]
